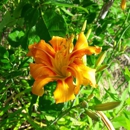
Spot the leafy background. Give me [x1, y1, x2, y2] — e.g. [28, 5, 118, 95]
[0, 0, 130, 129]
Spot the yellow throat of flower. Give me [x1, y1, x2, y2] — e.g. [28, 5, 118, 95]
[51, 35, 74, 78]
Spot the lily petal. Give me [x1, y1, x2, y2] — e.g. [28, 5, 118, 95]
[67, 64, 83, 94]
[74, 32, 88, 50]
[70, 62, 96, 88]
[49, 36, 66, 52]
[27, 40, 55, 65]
[54, 77, 75, 104]
[27, 43, 37, 56]
[32, 77, 54, 96]
[71, 46, 101, 59]
[30, 63, 55, 80]
[81, 66, 97, 87]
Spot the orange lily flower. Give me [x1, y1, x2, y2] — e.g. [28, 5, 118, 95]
[27, 32, 101, 104]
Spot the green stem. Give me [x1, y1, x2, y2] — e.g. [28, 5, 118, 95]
[43, 1, 88, 13]
[115, 8, 130, 42]
[13, 88, 31, 102]
[108, 9, 130, 63]
[49, 86, 85, 126]
[50, 104, 80, 126]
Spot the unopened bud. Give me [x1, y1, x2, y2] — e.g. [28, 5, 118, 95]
[120, 0, 126, 10]
[86, 29, 92, 40]
[122, 45, 127, 52]
[96, 64, 108, 72]
[87, 94, 94, 101]
[113, 41, 116, 47]
[82, 20, 87, 32]
[118, 40, 121, 51]
[89, 101, 121, 111]
[96, 51, 107, 67]
[81, 101, 88, 108]
[85, 110, 99, 121]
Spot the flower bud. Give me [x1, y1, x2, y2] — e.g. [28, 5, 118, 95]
[87, 94, 94, 101]
[113, 41, 116, 47]
[85, 110, 99, 121]
[96, 64, 108, 72]
[86, 29, 92, 40]
[120, 0, 126, 10]
[118, 40, 121, 51]
[82, 20, 87, 32]
[89, 101, 121, 111]
[95, 51, 107, 67]
[81, 101, 88, 108]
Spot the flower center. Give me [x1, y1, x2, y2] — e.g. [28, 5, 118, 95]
[52, 36, 74, 78]
[53, 48, 70, 78]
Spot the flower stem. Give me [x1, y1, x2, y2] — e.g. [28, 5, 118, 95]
[50, 104, 80, 126]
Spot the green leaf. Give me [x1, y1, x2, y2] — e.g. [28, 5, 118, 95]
[8, 30, 25, 47]
[126, 98, 130, 105]
[13, 1, 26, 18]
[36, 17, 51, 42]
[29, 95, 38, 116]
[60, 7, 74, 16]
[125, 67, 130, 78]
[0, 59, 9, 63]
[28, 35, 40, 45]
[20, 34, 28, 49]
[9, 30, 24, 42]
[87, 12, 97, 24]
[0, 104, 14, 116]
[3, 51, 9, 58]
[126, 118, 130, 130]
[21, 4, 39, 28]
[93, 122, 100, 130]
[18, 57, 33, 69]
[112, 115, 127, 129]
[0, 46, 6, 58]
[115, 88, 129, 113]
[43, 10, 67, 37]
[0, 11, 16, 32]
[36, 9, 67, 42]
[10, 54, 15, 62]
[124, 110, 130, 120]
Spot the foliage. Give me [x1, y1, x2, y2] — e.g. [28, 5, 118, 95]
[0, 0, 130, 129]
